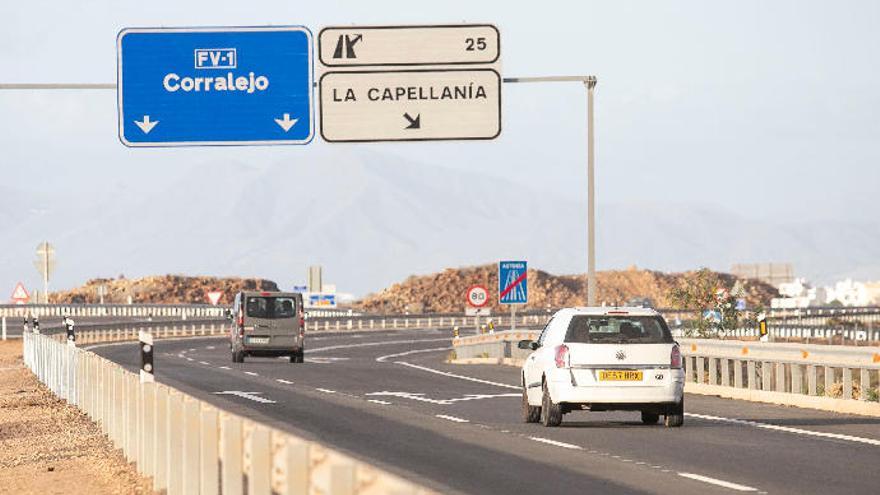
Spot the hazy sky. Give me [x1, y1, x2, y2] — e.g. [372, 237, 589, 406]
[1, 1, 879, 293]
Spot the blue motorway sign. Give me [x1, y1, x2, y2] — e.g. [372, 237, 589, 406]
[117, 26, 313, 147]
[499, 260, 528, 304]
[307, 293, 337, 308]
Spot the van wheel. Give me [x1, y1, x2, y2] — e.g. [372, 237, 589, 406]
[521, 385, 541, 423]
[665, 398, 684, 427]
[540, 381, 563, 427]
[641, 411, 660, 425]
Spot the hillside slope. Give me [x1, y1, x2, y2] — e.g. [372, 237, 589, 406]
[49, 275, 277, 305]
[355, 265, 778, 314]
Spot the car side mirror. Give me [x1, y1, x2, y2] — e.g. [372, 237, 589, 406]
[518, 340, 539, 350]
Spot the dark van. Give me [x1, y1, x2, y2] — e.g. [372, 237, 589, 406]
[228, 291, 305, 363]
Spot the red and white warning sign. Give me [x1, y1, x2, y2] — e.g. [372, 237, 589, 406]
[205, 291, 224, 306]
[466, 285, 490, 308]
[11, 282, 30, 304]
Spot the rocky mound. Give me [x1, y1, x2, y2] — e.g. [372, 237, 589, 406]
[355, 265, 779, 314]
[50, 275, 278, 305]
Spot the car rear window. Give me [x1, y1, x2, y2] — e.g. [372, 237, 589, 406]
[565, 315, 672, 344]
[245, 297, 297, 319]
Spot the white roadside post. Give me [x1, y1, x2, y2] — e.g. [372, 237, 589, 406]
[139, 330, 154, 383]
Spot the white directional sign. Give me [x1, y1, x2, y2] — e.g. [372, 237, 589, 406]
[320, 69, 501, 142]
[319, 25, 499, 67]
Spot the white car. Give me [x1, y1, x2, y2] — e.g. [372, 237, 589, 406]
[519, 307, 684, 427]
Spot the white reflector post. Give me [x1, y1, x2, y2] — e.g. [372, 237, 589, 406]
[139, 330, 155, 383]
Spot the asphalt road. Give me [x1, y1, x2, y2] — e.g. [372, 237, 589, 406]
[92, 328, 880, 494]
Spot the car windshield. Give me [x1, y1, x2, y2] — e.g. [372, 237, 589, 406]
[565, 315, 672, 344]
[245, 296, 297, 319]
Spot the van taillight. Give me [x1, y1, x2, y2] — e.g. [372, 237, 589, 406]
[671, 345, 682, 368]
[554, 344, 569, 368]
[237, 310, 244, 327]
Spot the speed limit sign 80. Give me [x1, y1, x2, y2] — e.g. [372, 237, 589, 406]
[466, 285, 490, 308]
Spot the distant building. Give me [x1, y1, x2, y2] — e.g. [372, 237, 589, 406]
[771, 278, 827, 309]
[731, 263, 794, 288]
[772, 278, 880, 308]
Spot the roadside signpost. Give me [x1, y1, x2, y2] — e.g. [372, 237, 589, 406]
[117, 26, 314, 147]
[11, 282, 29, 304]
[318, 24, 501, 142]
[34, 242, 55, 304]
[499, 261, 527, 331]
[306, 293, 337, 309]
[206, 291, 223, 306]
[466, 284, 490, 332]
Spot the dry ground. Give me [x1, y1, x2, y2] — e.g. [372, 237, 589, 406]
[0, 340, 152, 494]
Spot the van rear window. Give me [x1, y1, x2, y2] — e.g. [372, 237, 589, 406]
[565, 315, 672, 344]
[245, 297, 297, 319]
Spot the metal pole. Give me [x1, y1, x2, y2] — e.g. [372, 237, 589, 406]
[503, 76, 598, 306]
[586, 76, 597, 306]
[43, 243, 49, 304]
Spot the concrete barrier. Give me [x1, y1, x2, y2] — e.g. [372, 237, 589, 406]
[22, 330, 430, 494]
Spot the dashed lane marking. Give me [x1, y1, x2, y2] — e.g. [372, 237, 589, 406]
[276, 379, 294, 385]
[243, 371, 259, 376]
[528, 437, 583, 450]
[316, 388, 336, 394]
[198, 361, 210, 365]
[392, 361, 520, 390]
[678, 472, 758, 492]
[368, 399, 392, 405]
[435, 414, 470, 423]
[219, 366, 231, 370]
[686, 412, 880, 447]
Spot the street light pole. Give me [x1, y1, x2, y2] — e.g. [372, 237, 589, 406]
[503, 75, 598, 306]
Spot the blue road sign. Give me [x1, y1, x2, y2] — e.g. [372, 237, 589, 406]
[117, 26, 313, 147]
[307, 293, 337, 308]
[499, 260, 528, 304]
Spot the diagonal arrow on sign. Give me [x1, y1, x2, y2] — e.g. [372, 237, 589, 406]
[403, 112, 420, 129]
[499, 270, 527, 299]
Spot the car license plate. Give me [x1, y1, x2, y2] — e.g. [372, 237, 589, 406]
[247, 337, 269, 345]
[599, 370, 643, 381]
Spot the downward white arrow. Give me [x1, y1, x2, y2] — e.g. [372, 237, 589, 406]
[134, 115, 158, 134]
[274, 113, 298, 132]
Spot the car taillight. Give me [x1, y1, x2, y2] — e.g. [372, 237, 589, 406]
[237, 310, 244, 328]
[554, 344, 569, 368]
[671, 345, 682, 368]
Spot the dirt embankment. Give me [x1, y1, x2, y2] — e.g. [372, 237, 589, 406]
[50, 275, 278, 305]
[355, 264, 779, 314]
[0, 341, 152, 494]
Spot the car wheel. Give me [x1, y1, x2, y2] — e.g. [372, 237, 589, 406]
[665, 398, 684, 427]
[641, 411, 660, 425]
[540, 381, 563, 427]
[521, 385, 541, 423]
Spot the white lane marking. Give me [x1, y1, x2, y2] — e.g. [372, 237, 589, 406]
[528, 437, 583, 450]
[376, 347, 450, 362]
[186, 357, 194, 362]
[276, 379, 295, 385]
[219, 366, 231, 370]
[213, 390, 276, 404]
[365, 391, 519, 405]
[198, 361, 210, 365]
[309, 338, 451, 354]
[307, 357, 351, 364]
[243, 371, 259, 376]
[177, 354, 185, 358]
[316, 388, 336, 394]
[686, 413, 880, 447]
[678, 472, 758, 492]
[435, 414, 470, 423]
[188, 348, 196, 352]
[392, 361, 520, 390]
[368, 399, 392, 405]
[206, 346, 215, 350]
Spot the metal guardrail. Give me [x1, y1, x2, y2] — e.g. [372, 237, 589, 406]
[450, 330, 880, 408]
[22, 327, 430, 495]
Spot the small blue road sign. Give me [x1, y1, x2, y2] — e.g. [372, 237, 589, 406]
[117, 26, 313, 147]
[499, 260, 528, 304]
